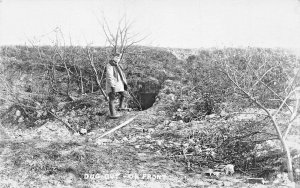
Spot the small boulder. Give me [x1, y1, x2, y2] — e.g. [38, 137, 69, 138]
[223, 164, 235, 175]
[204, 169, 214, 176]
[156, 140, 164, 146]
[15, 110, 21, 117]
[80, 128, 87, 134]
[206, 114, 216, 119]
[122, 137, 128, 142]
[17, 116, 24, 123]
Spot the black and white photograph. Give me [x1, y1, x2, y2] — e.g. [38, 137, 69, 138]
[0, 0, 300, 187]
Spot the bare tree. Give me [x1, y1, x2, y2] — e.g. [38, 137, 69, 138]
[86, 46, 108, 100]
[220, 49, 300, 181]
[101, 16, 146, 57]
[93, 15, 146, 108]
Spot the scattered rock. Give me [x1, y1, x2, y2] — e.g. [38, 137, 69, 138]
[87, 132, 95, 136]
[223, 164, 235, 175]
[163, 120, 170, 125]
[15, 110, 21, 117]
[212, 171, 221, 177]
[64, 173, 76, 185]
[188, 139, 195, 144]
[168, 121, 178, 130]
[17, 116, 24, 123]
[145, 135, 151, 139]
[130, 137, 137, 142]
[206, 114, 216, 119]
[156, 140, 164, 146]
[42, 111, 48, 116]
[183, 143, 189, 148]
[220, 110, 229, 117]
[73, 132, 80, 136]
[166, 94, 176, 101]
[57, 102, 67, 110]
[148, 128, 155, 134]
[80, 128, 87, 134]
[204, 169, 214, 176]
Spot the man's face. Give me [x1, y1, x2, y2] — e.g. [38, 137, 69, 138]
[113, 55, 121, 63]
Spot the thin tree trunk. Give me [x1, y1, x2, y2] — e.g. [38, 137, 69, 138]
[62, 59, 71, 96]
[87, 49, 108, 100]
[91, 76, 94, 93]
[224, 70, 295, 182]
[79, 69, 84, 94]
[269, 116, 294, 182]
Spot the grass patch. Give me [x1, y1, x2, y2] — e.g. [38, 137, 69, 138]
[0, 139, 145, 181]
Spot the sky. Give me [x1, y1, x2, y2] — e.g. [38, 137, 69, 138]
[1, 0, 300, 49]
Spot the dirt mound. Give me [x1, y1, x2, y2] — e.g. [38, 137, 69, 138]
[36, 121, 73, 142]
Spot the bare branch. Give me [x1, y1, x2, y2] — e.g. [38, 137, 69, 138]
[247, 62, 293, 113]
[47, 110, 76, 133]
[283, 112, 300, 140]
[252, 66, 279, 88]
[285, 67, 300, 94]
[86, 47, 108, 101]
[98, 116, 137, 138]
[99, 15, 146, 58]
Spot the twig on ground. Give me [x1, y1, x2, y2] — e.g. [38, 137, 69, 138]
[235, 167, 252, 176]
[98, 115, 138, 139]
[47, 110, 76, 133]
[128, 91, 142, 110]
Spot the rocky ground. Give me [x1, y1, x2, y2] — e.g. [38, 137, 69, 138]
[0, 79, 300, 188]
[2, 46, 300, 187]
[1, 103, 300, 188]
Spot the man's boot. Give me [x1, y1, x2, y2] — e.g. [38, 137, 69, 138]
[119, 94, 125, 109]
[109, 101, 120, 119]
[117, 92, 130, 111]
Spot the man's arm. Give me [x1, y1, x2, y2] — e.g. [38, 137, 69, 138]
[106, 63, 115, 89]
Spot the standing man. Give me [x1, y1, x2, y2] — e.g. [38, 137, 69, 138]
[106, 53, 128, 119]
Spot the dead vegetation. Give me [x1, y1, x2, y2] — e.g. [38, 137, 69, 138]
[1, 46, 300, 187]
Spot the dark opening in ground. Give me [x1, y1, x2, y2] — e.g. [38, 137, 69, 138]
[127, 77, 161, 111]
[128, 91, 159, 111]
[139, 92, 157, 110]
